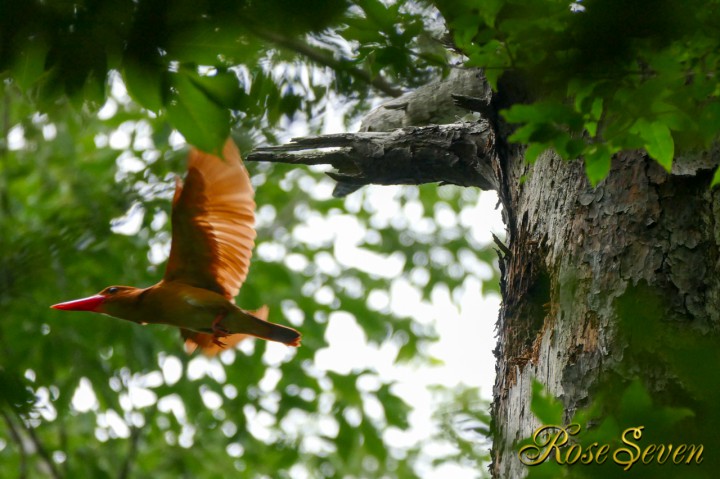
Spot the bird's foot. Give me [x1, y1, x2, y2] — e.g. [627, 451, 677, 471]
[211, 311, 230, 334]
[211, 312, 231, 347]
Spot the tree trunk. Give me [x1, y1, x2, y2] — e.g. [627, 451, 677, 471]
[491, 146, 720, 477]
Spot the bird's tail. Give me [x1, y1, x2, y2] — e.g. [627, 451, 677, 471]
[183, 305, 301, 356]
[227, 306, 302, 347]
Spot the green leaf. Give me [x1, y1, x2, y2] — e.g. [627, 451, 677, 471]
[712, 166, 720, 188]
[378, 384, 410, 429]
[122, 60, 166, 112]
[585, 120, 599, 137]
[504, 102, 582, 129]
[166, 24, 259, 65]
[525, 462, 564, 479]
[524, 143, 547, 164]
[584, 144, 612, 186]
[166, 71, 230, 152]
[356, 0, 394, 31]
[478, 0, 504, 27]
[635, 119, 674, 171]
[530, 380, 564, 425]
[335, 416, 359, 461]
[619, 379, 652, 413]
[188, 70, 247, 110]
[11, 40, 48, 90]
[0, 368, 36, 414]
[564, 138, 586, 159]
[361, 419, 388, 462]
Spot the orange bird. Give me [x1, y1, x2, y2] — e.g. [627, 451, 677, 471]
[52, 139, 301, 355]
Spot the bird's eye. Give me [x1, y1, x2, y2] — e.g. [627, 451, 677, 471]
[107, 287, 119, 294]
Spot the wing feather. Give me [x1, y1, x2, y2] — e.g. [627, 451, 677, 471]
[163, 139, 256, 299]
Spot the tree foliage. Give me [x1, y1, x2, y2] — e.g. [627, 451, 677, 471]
[5, 0, 718, 187]
[0, 84, 496, 478]
[0, 2, 499, 477]
[435, 0, 720, 184]
[0, 0, 447, 151]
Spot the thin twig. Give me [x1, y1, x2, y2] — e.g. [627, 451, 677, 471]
[118, 405, 156, 479]
[1, 85, 11, 220]
[3, 406, 63, 479]
[118, 427, 142, 479]
[58, 416, 69, 478]
[25, 421, 62, 479]
[2, 410, 28, 479]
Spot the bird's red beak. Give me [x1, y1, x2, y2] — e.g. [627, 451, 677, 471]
[51, 294, 106, 312]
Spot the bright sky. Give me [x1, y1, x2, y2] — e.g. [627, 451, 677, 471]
[312, 186, 502, 479]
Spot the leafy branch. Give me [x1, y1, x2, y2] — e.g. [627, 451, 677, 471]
[247, 26, 404, 98]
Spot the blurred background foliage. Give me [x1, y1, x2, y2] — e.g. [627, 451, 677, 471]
[0, 0, 499, 477]
[0, 0, 449, 151]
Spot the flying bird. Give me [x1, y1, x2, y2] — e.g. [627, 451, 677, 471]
[52, 139, 301, 355]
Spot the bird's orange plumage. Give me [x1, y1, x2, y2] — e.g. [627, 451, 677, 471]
[51, 139, 301, 355]
[165, 139, 259, 353]
[165, 139, 255, 299]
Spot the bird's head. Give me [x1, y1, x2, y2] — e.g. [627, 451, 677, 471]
[51, 286, 143, 317]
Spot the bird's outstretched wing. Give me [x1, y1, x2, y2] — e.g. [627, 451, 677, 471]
[163, 138, 256, 299]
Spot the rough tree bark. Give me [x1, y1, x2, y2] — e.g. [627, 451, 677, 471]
[248, 68, 720, 478]
[247, 122, 497, 192]
[491, 146, 719, 477]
